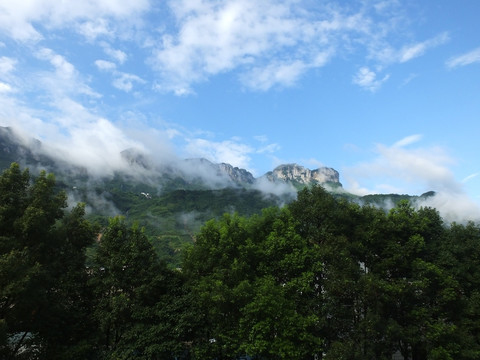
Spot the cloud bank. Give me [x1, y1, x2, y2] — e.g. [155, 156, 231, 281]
[343, 135, 480, 222]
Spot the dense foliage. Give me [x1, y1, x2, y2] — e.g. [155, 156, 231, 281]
[1, 163, 480, 359]
[66, 175, 283, 267]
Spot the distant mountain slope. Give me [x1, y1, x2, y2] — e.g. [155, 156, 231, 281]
[0, 126, 434, 265]
[0, 127, 54, 169]
[0, 126, 343, 191]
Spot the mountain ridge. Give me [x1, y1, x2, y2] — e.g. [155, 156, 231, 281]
[0, 126, 437, 266]
[0, 126, 343, 191]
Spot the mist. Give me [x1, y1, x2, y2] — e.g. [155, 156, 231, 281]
[344, 136, 480, 224]
[3, 124, 480, 224]
[413, 192, 480, 224]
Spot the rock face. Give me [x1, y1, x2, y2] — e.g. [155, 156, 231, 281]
[265, 163, 340, 186]
[182, 158, 255, 187]
[218, 163, 255, 185]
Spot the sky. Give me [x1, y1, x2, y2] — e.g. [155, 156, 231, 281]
[0, 0, 479, 220]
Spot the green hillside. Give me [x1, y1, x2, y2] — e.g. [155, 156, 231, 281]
[0, 127, 432, 266]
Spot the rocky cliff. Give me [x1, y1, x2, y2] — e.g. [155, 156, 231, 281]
[264, 163, 341, 187]
[218, 163, 255, 185]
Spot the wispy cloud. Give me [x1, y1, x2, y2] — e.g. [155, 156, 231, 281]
[393, 134, 422, 147]
[184, 138, 253, 169]
[345, 136, 458, 194]
[112, 73, 145, 92]
[0, 56, 17, 74]
[0, 82, 13, 93]
[257, 143, 281, 154]
[353, 32, 448, 91]
[95, 59, 145, 92]
[352, 67, 390, 92]
[446, 47, 480, 68]
[150, 0, 413, 94]
[368, 32, 449, 65]
[0, 0, 449, 95]
[95, 60, 117, 71]
[101, 42, 128, 64]
[343, 136, 480, 222]
[462, 173, 479, 183]
[398, 32, 449, 63]
[240, 61, 310, 92]
[0, 0, 150, 42]
[35, 48, 101, 98]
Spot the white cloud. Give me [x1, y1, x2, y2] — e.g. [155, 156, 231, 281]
[0, 57, 17, 93]
[398, 32, 449, 63]
[0, 82, 13, 93]
[0, 0, 450, 96]
[151, 0, 377, 93]
[94, 59, 145, 92]
[367, 32, 449, 67]
[0, 47, 139, 177]
[95, 59, 117, 71]
[352, 67, 390, 91]
[184, 138, 253, 170]
[0, 56, 17, 74]
[0, 89, 144, 176]
[37, 48, 75, 78]
[303, 158, 325, 169]
[77, 18, 113, 40]
[0, 0, 150, 42]
[241, 60, 309, 91]
[417, 192, 480, 223]
[45, 116, 146, 176]
[446, 47, 480, 68]
[257, 143, 281, 154]
[101, 42, 128, 64]
[462, 173, 479, 184]
[35, 48, 100, 98]
[112, 73, 145, 92]
[343, 136, 480, 221]
[393, 134, 422, 147]
[344, 136, 458, 193]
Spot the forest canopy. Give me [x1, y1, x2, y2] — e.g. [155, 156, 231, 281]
[1, 163, 480, 359]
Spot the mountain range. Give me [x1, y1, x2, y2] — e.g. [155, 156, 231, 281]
[0, 126, 433, 265]
[0, 126, 345, 192]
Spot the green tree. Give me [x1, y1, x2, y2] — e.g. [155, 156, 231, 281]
[183, 207, 324, 359]
[437, 222, 480, 359]
[90, 216, 187, 359]
[0, 163, 96, 359]
[288, 187, 460, 359]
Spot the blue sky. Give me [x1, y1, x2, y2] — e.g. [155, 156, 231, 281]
[0, 0, 479, 219]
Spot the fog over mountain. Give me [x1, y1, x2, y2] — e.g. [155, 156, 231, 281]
[1, 126, 479, 223]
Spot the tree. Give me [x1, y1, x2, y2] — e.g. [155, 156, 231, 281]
[90, 216, 187, 359]
[0, 163, 96, 359]
[183, 208, 324, 359]
[287, 187, 461, 359]
[437, 222, 480, 359]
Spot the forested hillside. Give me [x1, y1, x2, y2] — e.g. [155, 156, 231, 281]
[2, 163, 480, 359]
[0, 127, 436, 266]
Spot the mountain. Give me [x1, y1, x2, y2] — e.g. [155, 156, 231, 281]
[0, 127, 342, 191]
[263, 163, 341, 190]
[0, 126, 433, 265]
[0, 127, 55, 169]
